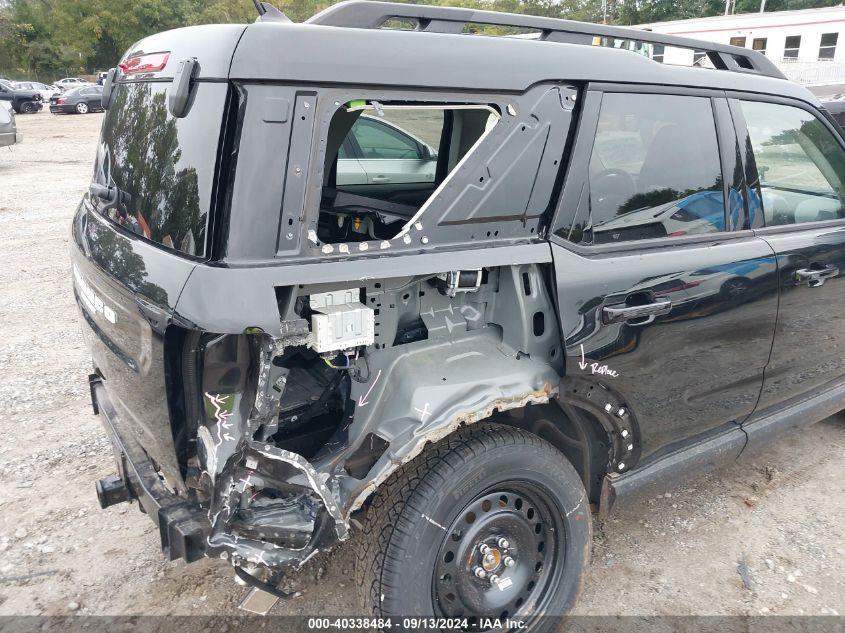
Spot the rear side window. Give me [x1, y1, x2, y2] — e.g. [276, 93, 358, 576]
[92, 81, 228, 257]
[583, 93, 724, 244]
[740, 100, 845, 226]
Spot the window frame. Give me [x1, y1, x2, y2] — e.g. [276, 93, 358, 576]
[726, 90, 845, 235]
[549, 83, 742, 255]
[783, 35, 801, 59]
[752, 38, 767, 56]
[819, 32, 838, 61]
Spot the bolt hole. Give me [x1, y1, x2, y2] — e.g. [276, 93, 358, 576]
[500, 611, 509, 620]
[481, 500, 492, 512]
[526, 508, 535, 520]
[374, 282, 381, 289]
[534, 523, 542, 534]
[446, 592, 456, 602]
[535, 561, 543, 573]
[451, 530, 462, 542]
[402, 293, 410, 300]
[444, 551, 455, 563]
[465, 511, 476, 524]
[528, 580, 536, 591]
[537, 541, 545, 553]
[479, 176, 484, 183]
[515, 498, 523, 510]
[441, 573, 452, 583]
[516, 598, 524, 609]
[499, 495, 509, 507]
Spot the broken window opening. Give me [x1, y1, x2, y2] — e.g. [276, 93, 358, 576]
[319, 102, 500, 246]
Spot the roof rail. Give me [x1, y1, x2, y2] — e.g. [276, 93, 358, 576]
[307, 0, 786, 80]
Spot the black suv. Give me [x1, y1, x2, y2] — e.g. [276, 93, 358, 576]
[72, 1, 845, 626]
[0, 79, 43, 114]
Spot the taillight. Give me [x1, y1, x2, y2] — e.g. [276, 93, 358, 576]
[57, 98, 66, 104]
[119, 51, 170, 76]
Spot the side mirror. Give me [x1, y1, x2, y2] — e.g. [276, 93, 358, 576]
[101, 68, 118, 110]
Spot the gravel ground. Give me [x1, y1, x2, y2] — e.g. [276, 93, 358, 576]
[0, 109, 843, 619]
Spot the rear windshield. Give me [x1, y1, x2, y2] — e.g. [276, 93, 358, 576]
[92, 81, 227, 257]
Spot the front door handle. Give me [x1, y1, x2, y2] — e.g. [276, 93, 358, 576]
[796, 265, 839, 288]
[602, 297, 672, 325]
[371, 175, 390, 183]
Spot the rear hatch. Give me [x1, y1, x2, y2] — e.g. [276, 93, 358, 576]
[70, 24, 245, 491]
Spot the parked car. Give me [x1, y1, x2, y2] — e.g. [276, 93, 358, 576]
[50, 85, 104, 114]
[0, 79, 43, 114]
[14, 81, 59, 102]
[54, 77, 90, 92]
[72, 1, 845, 626]
[337, 114, 438, 186]
[0, 101, 22, 147]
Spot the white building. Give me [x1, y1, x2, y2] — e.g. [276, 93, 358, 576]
[638, 6, 845, 85]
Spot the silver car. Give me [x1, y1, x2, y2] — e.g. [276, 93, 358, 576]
[0, 101, 22, 147]
[336, 115, 437, 186]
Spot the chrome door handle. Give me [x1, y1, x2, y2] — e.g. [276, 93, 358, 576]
[602, 297, 672, 325]
[796, 266, 839, 288]
[371, 175, 390, 183]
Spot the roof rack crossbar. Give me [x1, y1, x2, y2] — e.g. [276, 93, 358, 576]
[306, 1, 786, 80]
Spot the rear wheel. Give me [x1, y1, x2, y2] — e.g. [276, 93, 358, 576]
[356, 423, 591, 631]
[20, 101, 35, 114]
[75, 102, 89, 114]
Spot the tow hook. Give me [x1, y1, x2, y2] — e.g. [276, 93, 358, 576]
[95, 474, 132, 509]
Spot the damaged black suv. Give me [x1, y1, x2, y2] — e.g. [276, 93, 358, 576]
[72, 0, 845, 626]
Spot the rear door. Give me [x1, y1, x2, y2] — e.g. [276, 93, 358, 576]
[550, 87, 780, 465]
[71, 29, 243, 490]
[730, 96, 845, 414]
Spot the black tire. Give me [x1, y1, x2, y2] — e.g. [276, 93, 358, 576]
[356, 422, 591, 631]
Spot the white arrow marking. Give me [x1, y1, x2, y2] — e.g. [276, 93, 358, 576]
[578, 344, 588, 371]
[222, 433, 235, 442]
[358, 369, 382, 407]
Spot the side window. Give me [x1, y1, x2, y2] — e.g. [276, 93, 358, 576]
[352, 116, 426, 160]
[583, 93, 725, 245]
[740, 100, 845, 226]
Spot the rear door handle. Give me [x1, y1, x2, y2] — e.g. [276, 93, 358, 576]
[796, 265, 839, 288]
[602, 297, 672, 325]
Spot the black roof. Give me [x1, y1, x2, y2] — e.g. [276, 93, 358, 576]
[126, 1, 817, 105]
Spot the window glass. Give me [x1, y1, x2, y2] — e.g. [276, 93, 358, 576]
[730, 37, 747, 47]
[353, 117, 426, 159]
[91, 81, 228, 257]
[784, 35, 801, 59]
[740, 100, 845, 226]
[819, 33, 838, 60]
[582, 93, 724, 245]
[753, 38, 767, 55]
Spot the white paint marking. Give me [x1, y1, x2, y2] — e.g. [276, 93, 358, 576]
[357, 369, 382, 407]
[414, 402, 432, 422]
[420, 513, 447, 532]
[578, 344, 588, 371]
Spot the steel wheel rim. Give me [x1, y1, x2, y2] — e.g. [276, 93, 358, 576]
[77, 103, 88, 114]
[432, 481, 562, 625]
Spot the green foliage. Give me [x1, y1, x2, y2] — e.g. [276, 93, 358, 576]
[0, 0, 838, 81]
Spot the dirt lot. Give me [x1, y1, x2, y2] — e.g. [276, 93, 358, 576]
[0, 109, 843, 619]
